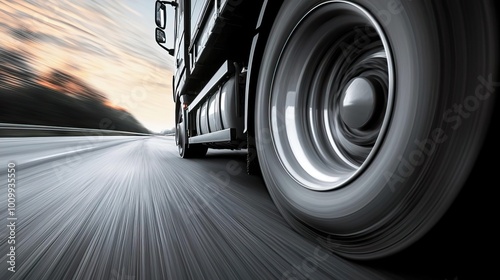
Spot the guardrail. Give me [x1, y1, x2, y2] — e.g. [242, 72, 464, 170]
[0, 123, 151, 137]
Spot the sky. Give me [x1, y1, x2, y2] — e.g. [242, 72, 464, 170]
[0, 0, 176, 132]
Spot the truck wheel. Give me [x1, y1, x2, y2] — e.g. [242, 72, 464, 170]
[176, 106, 208, 158]
[255, 0, 497, 259]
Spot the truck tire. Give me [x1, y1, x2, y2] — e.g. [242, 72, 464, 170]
[176, 105, 208, 158]
[255, 0, 497, 259]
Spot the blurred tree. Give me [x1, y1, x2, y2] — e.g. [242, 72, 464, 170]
[0, 47, 148, 134]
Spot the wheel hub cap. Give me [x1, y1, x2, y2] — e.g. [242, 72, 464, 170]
[340, 77, 377, 129]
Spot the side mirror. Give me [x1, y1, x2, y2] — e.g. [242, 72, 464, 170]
[156, 28, 166, 43]
[155, 1, 166, 29]
[156, 28, 174, 56]
[156, 28, 167, 44]
[155, 1, 176, 56]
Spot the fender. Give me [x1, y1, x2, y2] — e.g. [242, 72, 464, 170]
[244, 0, 284, 134]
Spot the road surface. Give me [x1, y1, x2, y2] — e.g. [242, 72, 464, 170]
[0, 136, 476, 279]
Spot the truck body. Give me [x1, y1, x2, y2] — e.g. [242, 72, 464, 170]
[156, 0, 277, 159]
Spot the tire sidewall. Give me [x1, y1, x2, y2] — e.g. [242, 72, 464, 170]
[255, 0, 496, 257]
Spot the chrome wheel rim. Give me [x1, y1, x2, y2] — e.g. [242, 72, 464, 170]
[269, 1, 394, 191]
[176, 108, 185, 155]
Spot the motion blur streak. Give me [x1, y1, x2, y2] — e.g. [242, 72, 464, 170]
[0, 0, 174, 132]
[0, 136, 404, 280]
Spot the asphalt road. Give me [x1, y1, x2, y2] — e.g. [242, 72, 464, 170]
[0, 136, 479, 279]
